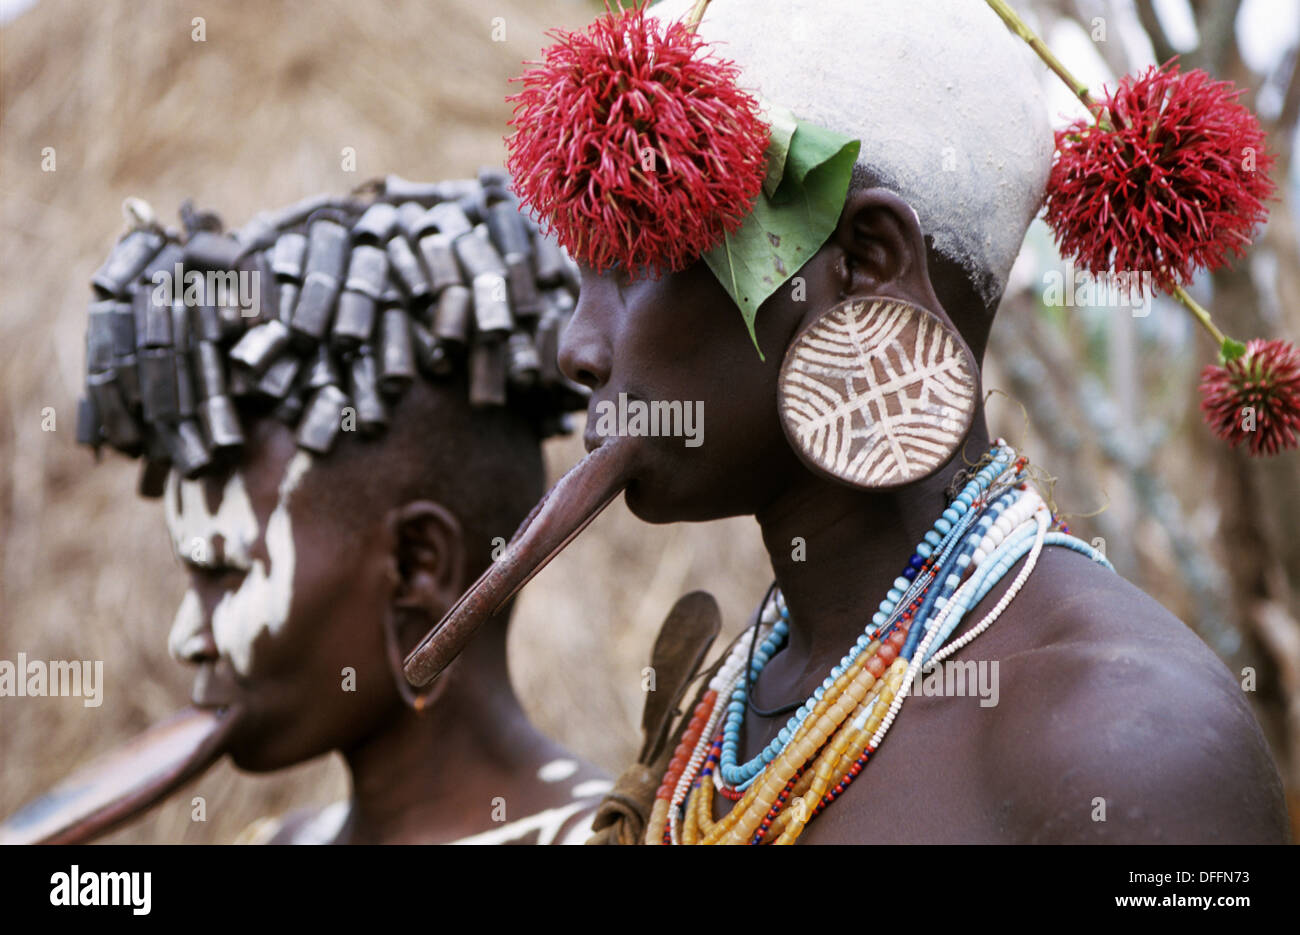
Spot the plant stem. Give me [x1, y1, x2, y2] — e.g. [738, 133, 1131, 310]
[685, 0, 712, 32]
[1172, 284, 1228, 346]
[984, 0, 1096, 110]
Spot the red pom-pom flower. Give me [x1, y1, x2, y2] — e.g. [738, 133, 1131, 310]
[505, 2, 769, 275]
[1045, 61, 1275, 291]
[1199, 339, 1300, 456]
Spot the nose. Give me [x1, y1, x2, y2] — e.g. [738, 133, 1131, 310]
[168, 589, 219, 664]
[558, 276, 614, 390]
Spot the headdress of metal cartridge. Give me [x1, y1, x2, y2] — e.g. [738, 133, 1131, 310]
[12, 174, 585, 847]
[76, 170, 587, 495]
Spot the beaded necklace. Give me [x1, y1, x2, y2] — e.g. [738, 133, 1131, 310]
[646, 440, 1114, 845]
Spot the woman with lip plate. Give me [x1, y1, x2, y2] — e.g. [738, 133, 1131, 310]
[486, 0, 1291, 844]
[66, 174, 610, 844]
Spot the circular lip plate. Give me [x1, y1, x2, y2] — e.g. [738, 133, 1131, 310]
[776, 298, 980, 492]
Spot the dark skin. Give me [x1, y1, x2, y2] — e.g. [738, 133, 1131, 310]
[559, 188, 1289, 843]
[172, 413, 606, 844]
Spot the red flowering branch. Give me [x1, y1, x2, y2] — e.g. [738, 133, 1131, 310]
[1046, 62, 1275, 295]
[987, 0, 1298, 456]
[1200, 339, 1300, 455]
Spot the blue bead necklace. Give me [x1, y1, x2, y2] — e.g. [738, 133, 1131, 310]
[718, 441, 1113, 790]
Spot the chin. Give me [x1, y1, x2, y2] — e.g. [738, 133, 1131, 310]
[228, 736, 317, 773]
[227, 747, 282, 773]
[623, 475, 744, 525]
[225, 727, 285, 773]
[223, 706, 320, 773]
[623, 480, 683, 524]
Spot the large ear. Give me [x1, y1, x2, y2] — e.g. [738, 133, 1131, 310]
[779, 186, 981, 490]
[831, 187, 954, 331]
[383, 501, 467, 642]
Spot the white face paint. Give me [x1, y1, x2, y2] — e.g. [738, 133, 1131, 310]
[168, 589, 206, 662]
[164, 470, 259, 570]
[536, 758, 579, 783]
[164, 451, 315, 676]
[571, 778, 613, 799]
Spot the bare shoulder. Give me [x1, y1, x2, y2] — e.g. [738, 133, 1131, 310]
[976, 546, 1289, 843]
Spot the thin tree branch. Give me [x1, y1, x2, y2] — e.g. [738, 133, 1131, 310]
[1134, 0, 1178, 65]
[1190, 0, 1244, 74]
[1273, 48, 1300, 154]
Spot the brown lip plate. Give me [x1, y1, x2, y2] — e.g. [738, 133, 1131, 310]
[403, 435, 638, 688]
[0, 705, 241, 845]
[777, 299, 979, 492]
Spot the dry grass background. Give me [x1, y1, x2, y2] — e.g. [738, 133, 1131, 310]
[0, 0, 779, 843]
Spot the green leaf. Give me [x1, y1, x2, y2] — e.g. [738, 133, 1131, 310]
[760, 101, 797, 199]
[772, 121, 858, 207]
[703, 119, 859, 359]
[1219, 337, 1248, 364]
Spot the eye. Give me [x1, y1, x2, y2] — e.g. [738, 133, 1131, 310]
[176, 535, 251, 576]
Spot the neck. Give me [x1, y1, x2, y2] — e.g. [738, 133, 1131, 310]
[339, 616, 558, 844]
[753, 413, 994, 704]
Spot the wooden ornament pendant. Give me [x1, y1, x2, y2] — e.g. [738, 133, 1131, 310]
[778, 297, 978, 490]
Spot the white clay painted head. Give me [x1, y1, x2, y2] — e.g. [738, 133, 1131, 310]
[651, 0, 1054, 307]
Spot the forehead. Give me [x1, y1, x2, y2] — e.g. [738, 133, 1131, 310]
[166, 416, 303, 521]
